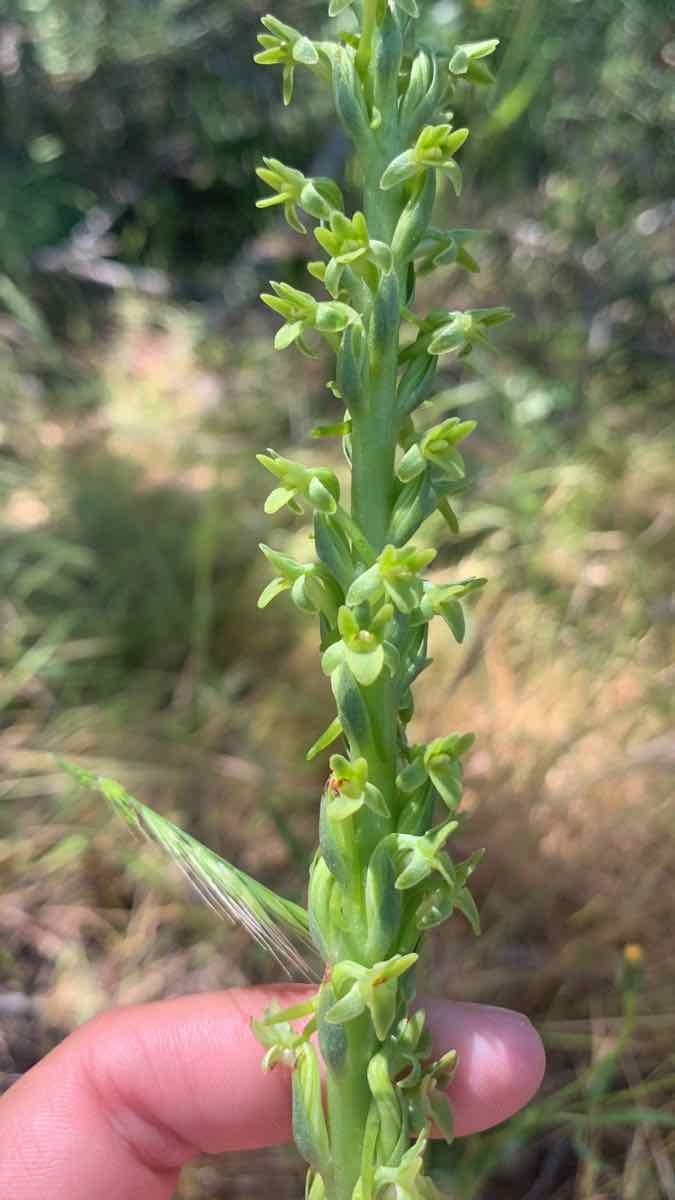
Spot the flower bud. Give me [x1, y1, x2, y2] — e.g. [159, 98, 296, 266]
[373, 8, 403, 114]
[333, 45, 371, 145]
[292, 1043, 331, 1174]
[399, 49, 435, 135]
[396, 352, 437, 417]
[449, 38, 499, 86]
[392, 172, 436, 262]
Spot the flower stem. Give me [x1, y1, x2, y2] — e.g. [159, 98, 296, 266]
[321, 1006, 376, 1200]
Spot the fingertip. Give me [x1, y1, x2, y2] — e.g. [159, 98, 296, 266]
[424, 999, 546, 1136]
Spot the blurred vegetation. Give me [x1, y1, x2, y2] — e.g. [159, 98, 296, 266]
[1, 0, 674, 1196]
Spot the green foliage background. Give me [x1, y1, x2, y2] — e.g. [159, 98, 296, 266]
[1, 1, 674, 1197]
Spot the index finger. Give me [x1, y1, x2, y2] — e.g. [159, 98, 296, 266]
[0, 986, 544, 1200]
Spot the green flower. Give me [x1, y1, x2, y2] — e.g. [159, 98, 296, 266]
[261, 280, 360, 353]
[250, 1001, 316, 1070]
[257, 449, 340, 515]
[397, 733, 475, 809]
[374, 1132, 438, 1200]
[325, 753, 389, 819]
[383, 1010, 431, 1086]
[413, 850, 483, 934]
[254, 15, 321, 105]
[424, 735, 473, 807]
[414, 227, 482, 276]
[347, 544, 436, 614]
[396, 417, 477, 484]
[256, 156, 344, 233]
[426, 305, 513, 357]
[381, 124, 470, 196]
[321, 604, 397, 687]
[417, 576, 486, 643]
[448, 38, 500, 86]
[326, 953, 418, 1040]
[401, 1051, 458, 1144]
[257, 543, 340, 621]
[314, 210, 393, 296]
[391, 819, 458, 891]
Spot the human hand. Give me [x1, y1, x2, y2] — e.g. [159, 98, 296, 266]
[0, 986, 544, 1200]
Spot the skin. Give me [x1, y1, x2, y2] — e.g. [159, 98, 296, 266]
[0, 986, 545, 1200]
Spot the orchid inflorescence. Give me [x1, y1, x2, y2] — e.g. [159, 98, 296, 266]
[252, 4, 508, 1198]
[70, 5, 509, 1198]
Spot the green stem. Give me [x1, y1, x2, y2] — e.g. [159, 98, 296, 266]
[320, 1004, 376, 1200]
[350, 413, 396, 553]
[351, 192, 402, 549]
[320, 25, 407, 1189]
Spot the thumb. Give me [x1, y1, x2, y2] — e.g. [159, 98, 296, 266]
[0, 986, 302, 1200]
